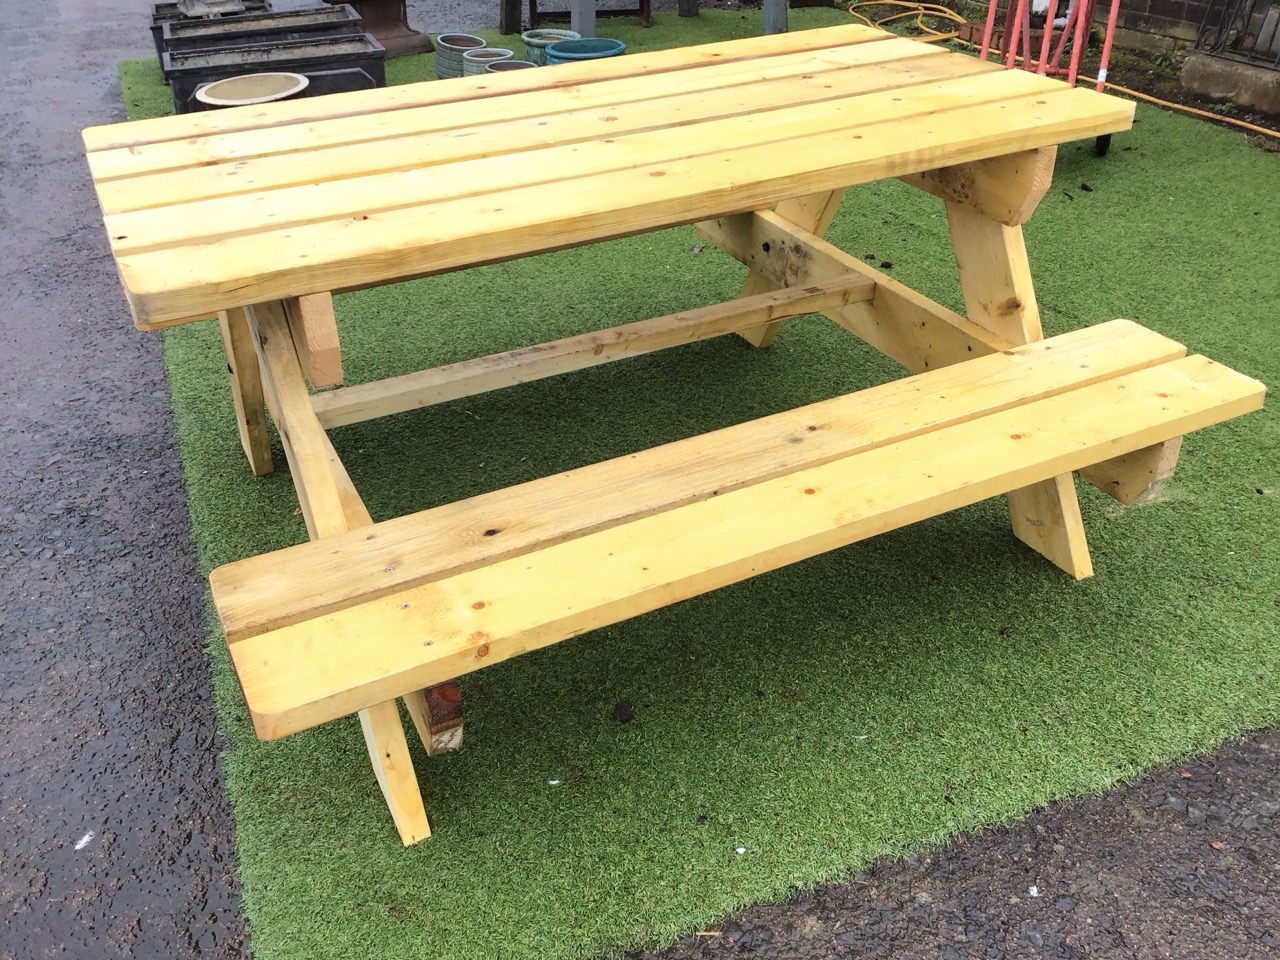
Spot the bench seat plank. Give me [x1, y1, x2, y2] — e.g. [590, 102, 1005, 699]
[212, 319, 1183, 643]
[221, 353, 1264, 740]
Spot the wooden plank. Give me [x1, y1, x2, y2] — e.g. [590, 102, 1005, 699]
[94, 43, 963, 213]
[284, 293, 343, 389]
[217, 307, 273, 475]
[696, 210, 1011, 369]
[244, 299, 432, 845]
[212, 320, 1186, 643]
[115, 87, 1135, 327]
[310, 275, 875, 428]
[900, 146, 1057, 226]
[1077, 437, 1184, 504]
[106, 66, 1056, 257]
[83, 24, 893, 152]
[943, 196, 1090, 577]
[228, 355, 1266, 739]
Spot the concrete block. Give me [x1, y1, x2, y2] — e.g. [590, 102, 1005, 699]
[1180, 51, 1280, 113]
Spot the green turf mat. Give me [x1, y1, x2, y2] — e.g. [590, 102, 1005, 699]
[119, 11, 1278, 959]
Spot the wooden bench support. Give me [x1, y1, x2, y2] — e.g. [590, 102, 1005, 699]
[899, 147, 1057, 226]
[945, 198, 1091, 578]
[1078, 437, 1184, 504]
[217, 345, 1263, 746]
[217, 307, 274, 476]
[244, 299, 432, 844]
[310, 275, 874, 429]
[404, 682, 465, 756]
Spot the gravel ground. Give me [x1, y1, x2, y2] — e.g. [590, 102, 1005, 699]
[0, 3, 1274, 959]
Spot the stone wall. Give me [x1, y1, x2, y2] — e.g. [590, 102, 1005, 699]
[1110, 0, 1213, 44]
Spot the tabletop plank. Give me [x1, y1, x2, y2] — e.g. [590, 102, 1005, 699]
[87, 26, 1135, 328]
[84, 23, 888, 150]
[106, 60, 1026, 252]
[114, 83, 1133, 327]
[94, 40, 962, 210]
[90, 34, 928, 185]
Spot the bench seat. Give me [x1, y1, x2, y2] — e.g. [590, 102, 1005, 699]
[210, 319, 1264, 741]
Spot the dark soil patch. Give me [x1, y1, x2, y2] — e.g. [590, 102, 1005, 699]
[630, 728, 1280, 959]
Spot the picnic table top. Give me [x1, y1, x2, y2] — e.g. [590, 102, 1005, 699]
[83, 23, 1133, 330]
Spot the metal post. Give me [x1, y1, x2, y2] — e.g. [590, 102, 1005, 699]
[571, 0, 596, 37]
[499, 0, 522, 34]
[763, 0, 787, 33]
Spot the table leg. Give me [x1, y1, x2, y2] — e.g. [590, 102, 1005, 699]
[735, 189, 846, 348]
[243, 298, 432, 844]
[217, 307, 273, 476]
[283, 293, 343, 389]
[945, 201, 1093, 579]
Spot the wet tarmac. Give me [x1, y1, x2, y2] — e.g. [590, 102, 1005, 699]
[0, 2, 244, 957]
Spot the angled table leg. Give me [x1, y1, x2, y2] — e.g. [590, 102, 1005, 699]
[942, 148, 1092, 579]
[243, 298, 432, 844]
[735, 189, 846, 348]
[218, 307, 273, 476]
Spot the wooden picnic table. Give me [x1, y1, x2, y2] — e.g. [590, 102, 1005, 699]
[83, 24, 1264, 844]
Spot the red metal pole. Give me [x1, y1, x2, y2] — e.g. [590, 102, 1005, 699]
[1066, 0, 1093, 84]
[1036, 0, 1059, 73]
[979, 0, 999, 60]
[1006, 0, 1028, 68]
[1094, 0, 1122, 90]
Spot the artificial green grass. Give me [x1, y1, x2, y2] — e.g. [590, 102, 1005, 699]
[120, 10, 1278, 960]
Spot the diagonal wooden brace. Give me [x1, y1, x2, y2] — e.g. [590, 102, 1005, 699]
[734, 189, 847, 348]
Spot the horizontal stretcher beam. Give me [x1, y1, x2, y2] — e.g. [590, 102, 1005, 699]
[309, 274, 875, 428]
